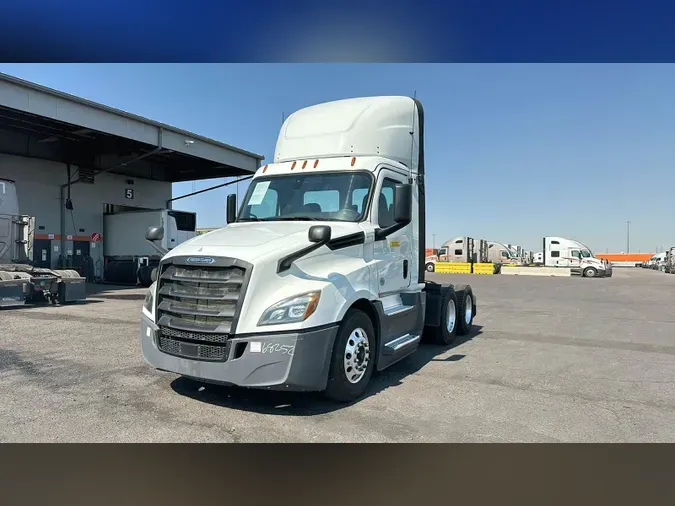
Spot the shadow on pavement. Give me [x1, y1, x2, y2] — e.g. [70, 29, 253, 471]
[170, 325, 483, 416]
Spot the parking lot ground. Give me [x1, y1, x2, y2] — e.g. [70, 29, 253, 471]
[1, 269, 675, 442]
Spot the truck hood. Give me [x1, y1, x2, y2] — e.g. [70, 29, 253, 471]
[162, 221, 364, 263]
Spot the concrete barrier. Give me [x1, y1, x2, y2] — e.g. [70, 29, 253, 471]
[472, 263, 495, 275]
[435, 262, 472, 274]
[500, 266, 572, 277]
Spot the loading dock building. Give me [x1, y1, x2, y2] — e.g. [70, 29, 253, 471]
[0, 72, 263, 279]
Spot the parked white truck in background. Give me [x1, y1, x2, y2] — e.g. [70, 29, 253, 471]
[140, 96, 478, 402]
[667, 247, 675, 274]
[0, 178, 87, 307]
[543, 236, 612, 277]
[424, 236, 489, 272]
[103, 208, 196, 287]
[487, 241, 518, 265]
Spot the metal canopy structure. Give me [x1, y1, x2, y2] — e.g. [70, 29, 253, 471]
[0, 72, 264, 182]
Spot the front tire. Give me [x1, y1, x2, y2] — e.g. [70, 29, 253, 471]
[324, 309, 376, 403]
[584, 267, 597, 278]
[426, 262, 435, 272]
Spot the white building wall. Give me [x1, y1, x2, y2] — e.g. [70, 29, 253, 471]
[0, 153, 171, 270]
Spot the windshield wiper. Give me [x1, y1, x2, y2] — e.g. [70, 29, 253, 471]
[262, 216, 320, 222]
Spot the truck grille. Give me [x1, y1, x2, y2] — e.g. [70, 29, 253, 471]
[158, 335, 229, 361]
[154, 257, 251, 361]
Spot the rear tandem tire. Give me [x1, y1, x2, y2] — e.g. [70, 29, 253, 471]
[453, 284, 475, 336]
[423, 286, 458, 346]
[324, 309, 376, 403]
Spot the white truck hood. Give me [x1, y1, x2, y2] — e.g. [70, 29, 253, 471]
[162, 221, 364, 264]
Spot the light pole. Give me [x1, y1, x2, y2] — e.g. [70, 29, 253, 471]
[626, 221, 630, 254]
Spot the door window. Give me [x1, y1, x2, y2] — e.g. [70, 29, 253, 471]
[377, 178, 397, 228]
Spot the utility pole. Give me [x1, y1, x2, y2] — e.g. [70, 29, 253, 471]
[626, 220, 630, 254]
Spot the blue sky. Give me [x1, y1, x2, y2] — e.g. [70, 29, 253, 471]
[0, 63, 673, 254]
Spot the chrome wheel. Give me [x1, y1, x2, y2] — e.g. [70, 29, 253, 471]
[344, 327, 370, 384]
[446, 298, 457, 333]
[464, 294, 473, 325]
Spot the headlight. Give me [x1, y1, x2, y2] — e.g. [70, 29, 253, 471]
[142, 282, 156, 318]
[258, 291, 321, 326]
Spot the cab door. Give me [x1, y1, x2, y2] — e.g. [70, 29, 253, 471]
[372, 168, 412, 296]
[569, 249, 582, 268]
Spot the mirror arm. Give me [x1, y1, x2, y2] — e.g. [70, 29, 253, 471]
[277, 240, 328, 273]
[374, 218, 411, 241]
[145, 239, 169, 256]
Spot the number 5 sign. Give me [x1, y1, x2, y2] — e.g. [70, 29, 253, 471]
[125, 188, 134, 199]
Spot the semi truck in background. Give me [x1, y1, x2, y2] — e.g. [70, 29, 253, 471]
[487, 241, 519, 265]
[507, 245, 534, 266]
[0, 178, 87, 307]
[424, 236, 489, 272]
[140, 96, 478, 403]
[543, 236, 612, 277]
[667, 247, 675, 273]
[103, 208, 197, 287]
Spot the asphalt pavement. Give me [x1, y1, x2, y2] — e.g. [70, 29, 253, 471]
[1, 269, 674, 442]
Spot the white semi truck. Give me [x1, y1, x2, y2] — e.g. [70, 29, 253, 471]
[140, 96, 478, 402]
[543, 236, 612, 277]
[103, 208, 196, 287]
[0, 178, 87, 307]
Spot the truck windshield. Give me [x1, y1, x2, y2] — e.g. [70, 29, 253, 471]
[238, 172, 373, 223]
[580, 250, 592, 258]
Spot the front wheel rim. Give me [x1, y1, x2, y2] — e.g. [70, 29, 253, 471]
[344, 327, 370, 384]
[447, 299, 457, 333]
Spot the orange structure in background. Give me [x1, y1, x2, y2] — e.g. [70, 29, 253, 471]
[596, 253, 652, 263]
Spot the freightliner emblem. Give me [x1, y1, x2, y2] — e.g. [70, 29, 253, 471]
[187, 257, 215, 264]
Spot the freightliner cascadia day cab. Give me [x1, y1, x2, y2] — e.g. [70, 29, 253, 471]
[543, 236, 612, 277]
[140, 96, 477, 402]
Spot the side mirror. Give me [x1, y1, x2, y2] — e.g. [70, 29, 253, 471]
[146, 226, 164, 241]
[226, 193, 238, 224]
[308, 225, 332, 244]
[393, 183, 413, 223]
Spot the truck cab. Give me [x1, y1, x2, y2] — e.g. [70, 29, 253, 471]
[543, 236, 612, 277]
[140, 96, 477, 402]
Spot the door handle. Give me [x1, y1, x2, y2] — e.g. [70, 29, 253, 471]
[403, 259, 408, 279]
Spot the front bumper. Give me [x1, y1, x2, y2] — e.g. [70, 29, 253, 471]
[140, 314, 338, 392]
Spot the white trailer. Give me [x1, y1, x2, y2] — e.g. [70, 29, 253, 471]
[0, 178, 86, 307]
[140, 96, 478, 403]
[543, 236, 612, 277]
[103, 209, 196, 286]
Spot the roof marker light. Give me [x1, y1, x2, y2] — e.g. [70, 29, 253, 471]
[291, 161, 297, 170]
[313, 159, 319, 168]
[351, 157, 356, 167]
[302, 160, 308, 169]
[262, 164, 268, 173]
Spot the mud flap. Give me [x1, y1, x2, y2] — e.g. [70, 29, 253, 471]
[0, 282, 25, 307]
[58, 278, 87, 303]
